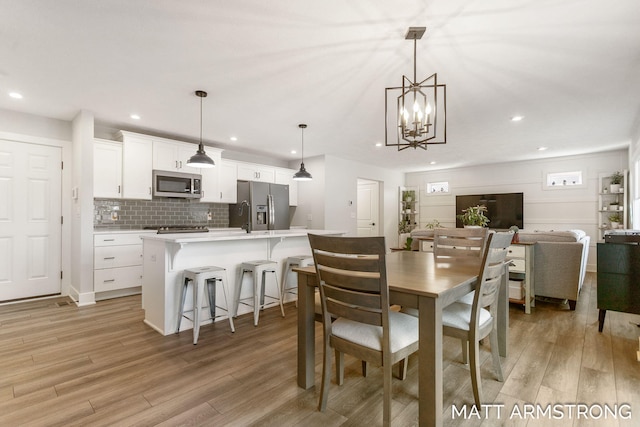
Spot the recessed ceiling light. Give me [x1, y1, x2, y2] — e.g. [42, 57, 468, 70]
[230, 136, 238, 142]
[291, 150, 297, 154]
[130, 114, 141, 120]
[9, 92, 23, 99]
[375, 142, 382, 147]
[537, 146, 548, 151]
[429, 161, 436, 165]
[511, 116, 524, 122]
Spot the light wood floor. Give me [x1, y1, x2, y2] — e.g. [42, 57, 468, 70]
[0, 273, 639, 426]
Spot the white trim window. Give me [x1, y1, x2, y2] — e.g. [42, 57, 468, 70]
[426, 181, 449, 194]
[544, 170, 584, 189]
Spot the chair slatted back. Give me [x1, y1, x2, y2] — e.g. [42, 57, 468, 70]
[433, 228, 490, 259]
[472, 232, 513, 326]
[308, 234, 388, 328]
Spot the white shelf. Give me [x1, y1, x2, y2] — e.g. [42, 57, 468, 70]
[598, 170, 628, 242]
[399, 186, 419, 247]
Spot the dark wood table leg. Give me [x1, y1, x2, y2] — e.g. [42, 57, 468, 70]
[297, 272, 316, 389]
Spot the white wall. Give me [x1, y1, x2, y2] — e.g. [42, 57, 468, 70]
[292, 154, 404, 248]
[628, 121, 640, 229]
[291, 156, 326, 230]
[0, 108, 71, 141]
[405, 150, 629, 271]
[70, 110, 96, 305]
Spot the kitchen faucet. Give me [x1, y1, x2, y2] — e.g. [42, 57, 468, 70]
[238, 200, 251, 233]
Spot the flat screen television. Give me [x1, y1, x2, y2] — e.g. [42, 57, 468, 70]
[455, 192, 523, 230]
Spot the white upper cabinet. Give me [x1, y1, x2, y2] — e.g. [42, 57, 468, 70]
[153, 139, 201, 172]
[236, 162, 275, 183]
[275, 167, 298, 206]
[94, 139, 122, 199]
[118, 132, 153, 200]
[153, 140, 178, 171]
[93, 131, 287, 206]
[178, 144, 199, 170]
[220, 160, 238, 204]
[201, 157, 237, 203]
[199, 150, 223, 202]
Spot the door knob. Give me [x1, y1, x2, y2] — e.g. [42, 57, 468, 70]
[370, 222, 375, 226]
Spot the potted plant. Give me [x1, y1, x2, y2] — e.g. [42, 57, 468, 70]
[402, 189, 416, 203]
[457, 205, 490, 227]
[610, 171, 623, 193]
[509, 225, 520, 243]
[404, 236, 413, 251]
[398, 219, 413, 248]
[425, 219, 442, 229]
[609, 213, 622, 229]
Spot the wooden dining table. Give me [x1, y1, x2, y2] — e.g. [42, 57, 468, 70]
[295, 250, 509, 427]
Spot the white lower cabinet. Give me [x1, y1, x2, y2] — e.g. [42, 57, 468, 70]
[94, 266, 143, 293]
[94, 233, 147, 297]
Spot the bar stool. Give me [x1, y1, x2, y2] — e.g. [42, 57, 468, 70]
[281, 255, 314, 303]
[177, 266, 235, 345]
[235, 260, 285, 326]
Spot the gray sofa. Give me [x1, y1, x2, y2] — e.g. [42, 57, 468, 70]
[409, 228, 590, 310]
[516, 230, 590, 310]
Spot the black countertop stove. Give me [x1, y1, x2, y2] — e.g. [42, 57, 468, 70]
[143, 225, 209, 234]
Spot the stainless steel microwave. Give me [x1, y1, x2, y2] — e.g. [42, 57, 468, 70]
[152, 170, 202, 199]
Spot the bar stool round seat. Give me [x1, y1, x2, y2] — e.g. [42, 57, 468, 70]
[281, 255, 314, 303]
[235, 260, 285, 326]
[177, 266, 235, 345]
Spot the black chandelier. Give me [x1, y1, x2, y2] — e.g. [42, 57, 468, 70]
[385, 27, 447, 151]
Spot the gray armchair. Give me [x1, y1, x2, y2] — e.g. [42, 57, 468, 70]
[517, 230, 590, 310]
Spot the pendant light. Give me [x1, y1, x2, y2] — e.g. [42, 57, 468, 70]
[186, 90, 215, 168]
[293, 123, 312, 181]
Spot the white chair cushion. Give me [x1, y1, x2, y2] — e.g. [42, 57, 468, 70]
[456, 291, 475, 305]
[442, 302, 492, 331]
[331, 311, 418, 353]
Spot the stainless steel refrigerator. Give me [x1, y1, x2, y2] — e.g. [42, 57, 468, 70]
[229, 181, 290, 231]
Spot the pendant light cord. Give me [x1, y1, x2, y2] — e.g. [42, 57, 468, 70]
[199, 95, 203, 150]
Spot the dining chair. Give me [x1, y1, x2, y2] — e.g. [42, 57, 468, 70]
[404, 227, 491, 362]
[435, 226, 490, 360]
[442, 231, 513, 408]
[308, 234, 419, 427]
[433, 227, 489, 259]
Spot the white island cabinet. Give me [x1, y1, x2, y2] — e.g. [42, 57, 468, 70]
[140, 229, 344, 335]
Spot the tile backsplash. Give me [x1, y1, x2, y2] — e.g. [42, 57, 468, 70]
[94, 198, 229, 230]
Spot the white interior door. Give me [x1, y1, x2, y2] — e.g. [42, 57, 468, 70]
[0, 139, 62, 301]
[357, 179, 380, 236]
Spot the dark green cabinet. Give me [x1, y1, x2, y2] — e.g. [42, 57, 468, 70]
[596, 242, 640, 331]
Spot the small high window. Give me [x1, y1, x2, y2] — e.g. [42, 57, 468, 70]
[426, 181, 449, 194]
[546, 171, 583, 187]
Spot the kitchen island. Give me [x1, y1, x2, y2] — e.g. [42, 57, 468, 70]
[140, 229, 344, 335]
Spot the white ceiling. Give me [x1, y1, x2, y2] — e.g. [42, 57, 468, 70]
[1, 0, 639, 171]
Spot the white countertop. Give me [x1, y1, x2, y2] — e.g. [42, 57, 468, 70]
[94, 227, 243, 235]
[139, 229, 345, 243]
